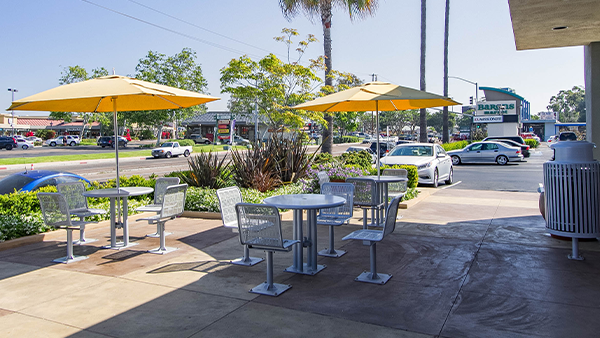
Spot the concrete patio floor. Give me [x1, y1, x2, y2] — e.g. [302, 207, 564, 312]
[1, 187, 600, 337]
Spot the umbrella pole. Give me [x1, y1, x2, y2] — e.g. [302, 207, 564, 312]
[113, 98, 122, 225]
[113, 98, 120, 189]
[376, 101, 380, 179]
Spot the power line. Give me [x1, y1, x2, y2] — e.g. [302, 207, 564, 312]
[80, 0, 261, 58]
[127, 0, 282, 58]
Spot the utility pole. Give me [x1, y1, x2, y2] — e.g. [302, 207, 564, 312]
[371, 73, 377, 82]
[8, 88, 18, 137]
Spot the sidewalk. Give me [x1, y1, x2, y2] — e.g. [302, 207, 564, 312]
[1, 187, 600, 337]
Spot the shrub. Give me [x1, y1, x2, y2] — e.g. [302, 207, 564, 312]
[307, 164, 368, 182]
[230, 143, 280, 192]
[340, 150, 372, 169]
[333, 136, 360, 144]
[266, 132, 319, 184]
[441, 140, 469, 151]
[313, 153, 335, 165]
[368, 165, 418, 188]
[524, 139, 539, 148]
[174, 151, 231, 189]
[36, 129, 55, 140]
[139, 129, 154, 140]
[184, 181, 310, 212]
[177, 139, 195, 147]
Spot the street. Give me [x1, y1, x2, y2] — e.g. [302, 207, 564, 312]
[0, 142, 553, 193]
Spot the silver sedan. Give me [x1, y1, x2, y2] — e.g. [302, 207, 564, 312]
[447, 141, 523, 165]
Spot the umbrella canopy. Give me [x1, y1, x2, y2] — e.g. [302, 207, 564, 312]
[292, 81, 461, 177]
[8, 75, 219, 112]
[292, 81, 460, 112]
[7, 75, 219, 189]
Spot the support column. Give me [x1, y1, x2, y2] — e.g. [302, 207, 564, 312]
[585, 42, 600, 160]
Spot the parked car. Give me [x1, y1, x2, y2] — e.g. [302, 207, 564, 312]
[151, 141, 193, 158]
[520, 132, 541, 143]
[483, 135, 526, 145]
[0, 170, 90, 195]
[26, 136, 42, 143]
[369, 141, 396, 157]
[447, 141, 523, 165]
[490, 138, 530, 158]
[379, 143, 453, 188]
[547, 135, 558, 144]
[344, 146, 377, 163]
[227, 135, 250, 145]
[46, 135, 80, 147]
[0, 136, 17, 150]
[188, 134, 211, 144]
[15, 138, 34, 150]
[97, 136, 128, 148]
[558, 131, 578, 141]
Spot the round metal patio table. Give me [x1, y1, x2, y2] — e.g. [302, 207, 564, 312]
[263, 194, 346, 275]
[83, 187, 154, 250]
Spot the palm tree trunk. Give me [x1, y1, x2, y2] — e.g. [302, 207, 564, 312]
[442, 0, 450, 143]
[419, 0, 427, 143]
[321, 1, 334, 154]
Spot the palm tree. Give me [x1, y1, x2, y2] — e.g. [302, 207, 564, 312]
[442, 0, 450, 143]
[279, 0, 378, 154]
[419, 0, 427, 143]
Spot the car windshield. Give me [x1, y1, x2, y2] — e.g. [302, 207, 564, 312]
[161, 143, 173, 147]
[0, 175, 34, 194]
[389, 145, 433, 157]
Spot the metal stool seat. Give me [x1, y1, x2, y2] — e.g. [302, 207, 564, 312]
[136, 177, 180, 238]
[317, 182, 354, 258]
[57, 181, 105, 245]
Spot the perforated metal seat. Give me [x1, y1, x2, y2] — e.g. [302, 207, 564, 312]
[317, 171, 330, 188]
[317, 182, 354, 258]
[346, 177, 384, 229]
[216, 186, 264, 266]
[57, 182, 106, 244]
[135, 177, 180, 238]
[236, 203, 299, 296]
[382, 168, 408, 200]
[38, 193, 90, 263]
[136, 184, 188, 254]
[342, 195, 402, 284]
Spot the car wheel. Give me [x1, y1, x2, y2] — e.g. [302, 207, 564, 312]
[22, 145, 28, 150]
[70, 141, 76, 146]
[204, 140, 210, 144]
[153, 155, 159, 159]
[451, 155, 461, 165]
[6, 145, 12, 150]
[50, 142, 56, 147]
[445, 167, 453, 185]
[496, 155, 509, 165]
[184, 150, 190, 157]
[101, 145, 105, 148]
[432, 169, 439, 188]
[165, 152, 172, 158]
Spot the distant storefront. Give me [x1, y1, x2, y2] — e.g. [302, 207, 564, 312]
[475, 87, 530, 137]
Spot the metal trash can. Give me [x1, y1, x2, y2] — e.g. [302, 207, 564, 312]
[544, 141, 600, 260]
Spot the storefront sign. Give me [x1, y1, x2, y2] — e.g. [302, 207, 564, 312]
[474, 116, 503, 123]
[218, 129, 229, 134]
[476, 100, 516, 115]
[217, 120, 230, 124]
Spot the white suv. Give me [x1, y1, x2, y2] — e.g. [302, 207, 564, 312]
[46, 135, 81, 147]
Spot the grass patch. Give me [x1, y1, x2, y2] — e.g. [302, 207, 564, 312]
[0, 144, 247, 165]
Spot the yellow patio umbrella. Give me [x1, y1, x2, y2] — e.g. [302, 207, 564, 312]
[7, 75, 220, 188]
[292, 81, 461, 176]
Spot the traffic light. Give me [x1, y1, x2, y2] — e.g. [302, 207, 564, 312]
[469, 96, 473, 104]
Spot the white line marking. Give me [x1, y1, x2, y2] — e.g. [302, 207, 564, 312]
[442, 181, 462, 189]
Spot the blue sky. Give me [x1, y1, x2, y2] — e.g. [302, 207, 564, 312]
[1, 0, 583, 117]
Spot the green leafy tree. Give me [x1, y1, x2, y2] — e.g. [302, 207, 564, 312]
[50, 66, 109, 137]
[428, 111, 456, 136]
[279, 0, 379, 154]
[220, 29, 326, 131]
[132, 48, 209, 145]
[547, 86, 585, 122]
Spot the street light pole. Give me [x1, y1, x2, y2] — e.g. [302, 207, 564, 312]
[7, 88, 18, 137]
[448, 76, 478, 105]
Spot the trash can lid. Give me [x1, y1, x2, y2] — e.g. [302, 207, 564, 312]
[550, 141, 596, 163]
